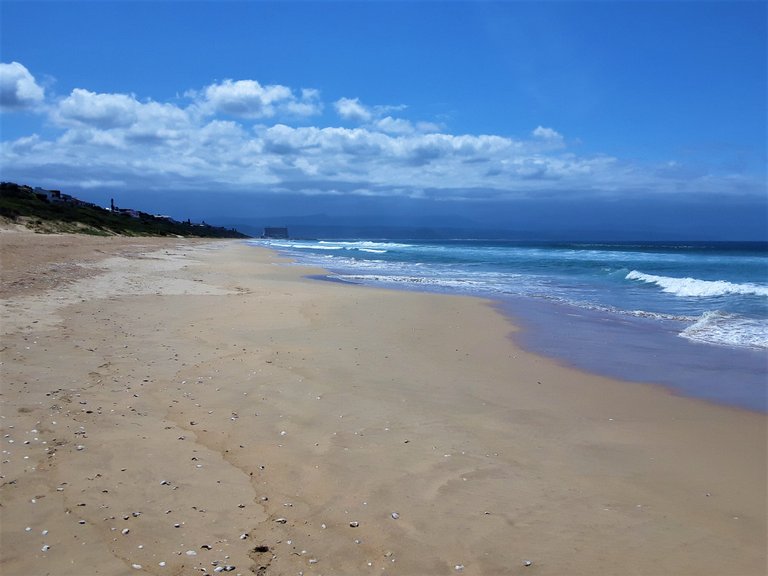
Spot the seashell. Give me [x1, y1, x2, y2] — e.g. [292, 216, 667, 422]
[275, 518, 287, 524]
[523, 560, 533, 566]
[122, 528, 130, 535]
[391, 512, 399, 519]
[41, 545, 50, 552]
[349, 521, 359, 528]
[185, 550, 197, 556]
[455, 565, 465, 571]
[132, 564, 142, 570]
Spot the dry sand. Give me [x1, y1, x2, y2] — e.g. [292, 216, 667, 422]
[1, 231, 765, 576]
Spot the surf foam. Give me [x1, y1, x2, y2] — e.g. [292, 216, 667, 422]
[626, 270, 768, 298]
[680, 311, 768, 349]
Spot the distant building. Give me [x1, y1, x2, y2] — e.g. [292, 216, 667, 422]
[263, 227, 289, 239]
[34, 187, 62, 202]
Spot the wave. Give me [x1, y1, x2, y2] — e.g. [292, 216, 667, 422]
[319, 240, 412, 249]
[626, 270, 768, 298]
[680, 311, 768, 349]
[255, 241, 342, 251]
[291, 244, 343, 250]
[337, 274, 491, 291]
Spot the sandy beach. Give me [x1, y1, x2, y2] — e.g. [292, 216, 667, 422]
[1, 232, 765, 576]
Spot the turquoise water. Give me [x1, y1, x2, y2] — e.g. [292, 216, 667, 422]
[250, 239, 768, 411]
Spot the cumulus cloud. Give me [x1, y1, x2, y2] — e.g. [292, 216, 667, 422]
[375, 116, 419, 135]
[2, 62, 755, 200]
[51, 89, 195, 150]
[532, 126, 562, 140]
[335, 98, 441, 135]
[197, 79, 321, 119]
[56, 89, 140, 129]
[0, 62, 45, 110]
[334, 97, 372, 123]
[531, 126, 565, 149]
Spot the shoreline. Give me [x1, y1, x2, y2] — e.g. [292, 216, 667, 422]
[303, 267, 768, 414]
[495, 295, 768, 414]
[1, 234, 766, 575]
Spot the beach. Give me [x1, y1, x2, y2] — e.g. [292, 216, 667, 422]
[1, 232, 765, 575]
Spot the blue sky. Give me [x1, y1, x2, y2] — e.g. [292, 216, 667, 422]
[1, 1, 766, 239]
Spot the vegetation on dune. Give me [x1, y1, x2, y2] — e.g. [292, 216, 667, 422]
[0, 182, 249, 238]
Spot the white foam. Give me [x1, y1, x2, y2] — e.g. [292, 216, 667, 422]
[626, 270, 768, 298]
[680, 311, 768, 349]
[337, 274, 490, 291]
[320, 240, 412, 249]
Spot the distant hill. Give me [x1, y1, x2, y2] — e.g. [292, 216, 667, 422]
[0, 182, 249, 238]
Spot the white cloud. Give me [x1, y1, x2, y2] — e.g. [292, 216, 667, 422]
[0, 62, 45, 110]
[334, 97, 372, 122]
[531, 125, 565, 147]
[1, 108, 698, 198]
[52, 89, 199, 149]
[198, 79, 321, 119]
[415, 120, 442, 134]
[56, 89, 140, 129]
[2, 62, 756, 201]
[375, 116, 416, 135]
[532, 126, 561, 140]
[335, 99, 441, 136]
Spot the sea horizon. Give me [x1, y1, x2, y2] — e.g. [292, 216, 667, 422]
[250, 236, 768, 413]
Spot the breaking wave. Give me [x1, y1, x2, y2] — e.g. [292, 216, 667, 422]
[626, 270, 768, 298]
[681, 311, 768, 349]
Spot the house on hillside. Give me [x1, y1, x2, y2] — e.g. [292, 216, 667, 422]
[34, 187, 63, 203]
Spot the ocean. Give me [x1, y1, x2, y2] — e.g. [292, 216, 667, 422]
[248, 238, 768, 412]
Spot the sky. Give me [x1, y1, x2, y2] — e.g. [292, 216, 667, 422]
[1, 0, 766, 239]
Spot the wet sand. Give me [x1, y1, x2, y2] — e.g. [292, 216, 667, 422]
[1, 231, 765, 575]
